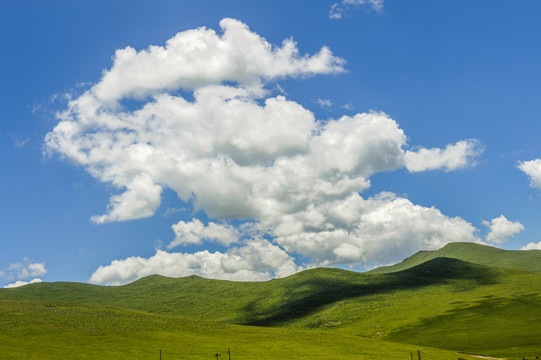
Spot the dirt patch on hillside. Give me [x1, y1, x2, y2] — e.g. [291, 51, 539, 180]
[460, 353, 506, 360]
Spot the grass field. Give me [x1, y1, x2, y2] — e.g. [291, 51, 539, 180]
[0, 300, 480, 360]
[2, 243, 541, 359]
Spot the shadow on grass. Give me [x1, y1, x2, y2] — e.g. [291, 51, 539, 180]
[241, 257, 502, 326]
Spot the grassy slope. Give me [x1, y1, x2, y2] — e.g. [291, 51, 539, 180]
[369, 242, 541, 274]
[2, 244, 541, 359]
[0, 300, 478, 360]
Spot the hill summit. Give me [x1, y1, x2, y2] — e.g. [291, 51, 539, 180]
[369, 241, 541, 274]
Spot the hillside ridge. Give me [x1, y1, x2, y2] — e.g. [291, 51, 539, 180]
[369, 241, 541, 274]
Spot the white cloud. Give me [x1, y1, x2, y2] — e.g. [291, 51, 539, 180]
[3, 260, 47, 281]
[483, 215, 524, 244]
[90, 173, 162, 224]
[4, 278, 42, 289]
[7, 133, 30, 148]
[89, 240, 299, 285]
[342, 103, 353, 111]
[266, 192, 479, 266]
[518, 159, 541, 190]
[329, 4, 344, 19]
[91, 18, 344, 104]
[169, 219, 240, 248]
[317, 98, 332, 108]
[46, 18, 483, 278]
[405, 139, 483, 172]
[330, 0, 383, 19]
[521, 241, 541, 250]
[18, 262, 47, 278]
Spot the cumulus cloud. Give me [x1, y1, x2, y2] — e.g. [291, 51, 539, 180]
[92, 18, 344, 103]
[90, 173, 162, 224]
[518, 159, 541, 190]
[521, 242, 541, 250]
[45, 19, 483, 284]
[266, 192, 479, 266]
[483, 215, 524, 244]
[169, 219, 240, 248]
[4, 278, 42, 289]
[90, 240, 299, 285]
[18, 262, 47, 278]
[330, 0, 383, 19]
[3, 260, 47, 282]
[405, 139, 483, 173]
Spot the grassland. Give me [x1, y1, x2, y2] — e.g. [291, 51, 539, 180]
[0, 300, 479, 360]
[2, 243, 541, 359]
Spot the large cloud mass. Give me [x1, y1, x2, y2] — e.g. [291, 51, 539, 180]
[45, 19, 483, 284]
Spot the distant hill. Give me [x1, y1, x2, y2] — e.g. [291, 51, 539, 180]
[369, 241, 541, 274]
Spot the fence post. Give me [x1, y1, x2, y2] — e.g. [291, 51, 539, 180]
[417, 349, 421, 360]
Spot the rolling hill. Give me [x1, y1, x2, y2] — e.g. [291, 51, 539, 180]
[369, 241, 541, 274]
[2, 242, 541, 359]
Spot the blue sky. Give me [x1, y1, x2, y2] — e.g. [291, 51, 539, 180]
[2, 1, 541, 287]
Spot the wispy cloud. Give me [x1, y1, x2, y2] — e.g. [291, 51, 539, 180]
[316, 98, 333, 109]
[330, 0, 383, 19]
[7, 132, 29, 148]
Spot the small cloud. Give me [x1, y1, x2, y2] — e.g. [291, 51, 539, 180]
[518, 159, 541, 190]
[405, 139, 484, 173]
[329, 3, 344, 19]
[342, 103, 353, 111]
[483, 215, 524, 244]
[521, 241, 541, 250]
[4, 278, 42, 289]
[1, 259, 47, 282]
[19, 262, 47, 279]
[330, 0, 383, 19]
[7, 133, 30, 148]
[76, 81, 93, 89]
[28, 102, 42, 114]
[275, 83, 288, 96]
[163, 207, 188, 217]
[317, 98, 333, 109]
[50, 91, 73, 104]
[169, 218, 240, 248]
[500, 149, 523, 158]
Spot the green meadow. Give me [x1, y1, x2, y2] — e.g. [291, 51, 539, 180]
[2, 243, 541, 359]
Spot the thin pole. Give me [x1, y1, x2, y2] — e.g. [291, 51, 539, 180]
[228, 348, 231, 360]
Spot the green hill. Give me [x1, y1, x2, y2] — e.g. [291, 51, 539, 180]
[370, 241, 541, 274]
[2, 243, 541, 359]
